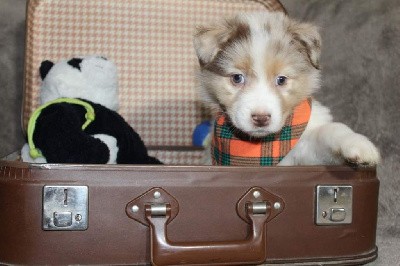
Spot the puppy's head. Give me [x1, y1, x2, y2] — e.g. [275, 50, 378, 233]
[194, 12, 321, 137]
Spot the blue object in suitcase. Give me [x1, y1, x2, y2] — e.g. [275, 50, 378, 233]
[192, 121, 212, 147]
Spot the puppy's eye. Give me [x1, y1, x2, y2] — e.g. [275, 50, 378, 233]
[276, 76, 288, 86]
[231, 74, 246, 85]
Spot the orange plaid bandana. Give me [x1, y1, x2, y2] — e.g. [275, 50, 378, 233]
[212, 98, 312, 166]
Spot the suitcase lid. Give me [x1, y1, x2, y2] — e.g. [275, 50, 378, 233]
[22, 0, 285, 149]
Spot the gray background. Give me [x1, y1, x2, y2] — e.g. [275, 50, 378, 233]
[0, 0, 399, 264]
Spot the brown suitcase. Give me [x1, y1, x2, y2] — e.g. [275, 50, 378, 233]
[0, 0, 379, 265]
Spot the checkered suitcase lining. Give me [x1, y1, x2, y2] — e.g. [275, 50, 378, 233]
[23, 0, 284, 165]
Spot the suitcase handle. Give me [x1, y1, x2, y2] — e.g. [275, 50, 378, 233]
[145, 202, 269, 266]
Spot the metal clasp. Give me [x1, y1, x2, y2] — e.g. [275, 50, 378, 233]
[43, 185, 88, 231]
[316, 185, 353, 225]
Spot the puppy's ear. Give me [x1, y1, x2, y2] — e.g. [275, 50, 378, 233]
[194, 19, 250, 67]
[193, 23, 231, 67]
[289, 22, 321, 69]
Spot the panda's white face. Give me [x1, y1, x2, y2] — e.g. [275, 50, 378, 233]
[40, 56, 119, 111]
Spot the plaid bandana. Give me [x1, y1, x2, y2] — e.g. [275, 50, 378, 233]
[211, 98, 312, 166]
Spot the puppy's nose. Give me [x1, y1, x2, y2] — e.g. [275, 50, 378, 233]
[251, 113, 271, 127]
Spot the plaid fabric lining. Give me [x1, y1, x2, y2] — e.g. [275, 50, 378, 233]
[212, 98, 312, 166]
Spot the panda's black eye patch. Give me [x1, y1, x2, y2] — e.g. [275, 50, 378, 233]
[67, 58, 83, 71]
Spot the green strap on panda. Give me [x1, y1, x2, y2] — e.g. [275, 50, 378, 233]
[27, 98, 96, 159]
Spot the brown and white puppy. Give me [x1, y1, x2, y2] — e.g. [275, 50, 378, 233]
[194, 12, 380, 166]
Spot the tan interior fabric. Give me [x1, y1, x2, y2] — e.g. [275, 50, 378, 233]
[23, 0, 284, 164]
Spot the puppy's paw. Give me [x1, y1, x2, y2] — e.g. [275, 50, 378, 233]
[340, 134, 380, 166]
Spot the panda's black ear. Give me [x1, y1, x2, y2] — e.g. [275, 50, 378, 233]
[40, 60, 55, 80]
[67, 58, 83, 70]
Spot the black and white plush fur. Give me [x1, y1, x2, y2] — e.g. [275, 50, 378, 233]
[21, 56, 162, 164]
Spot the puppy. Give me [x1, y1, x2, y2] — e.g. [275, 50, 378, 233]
[193, 12, 380, 166]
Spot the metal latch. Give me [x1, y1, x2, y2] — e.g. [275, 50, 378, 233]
[316, 185, 352, 225]
[43, 185, 88, 230]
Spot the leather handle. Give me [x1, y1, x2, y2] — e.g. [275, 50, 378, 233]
[145, 203, 270, 266]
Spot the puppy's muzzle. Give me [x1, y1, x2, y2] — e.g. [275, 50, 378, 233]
[252, 113, 271, 127]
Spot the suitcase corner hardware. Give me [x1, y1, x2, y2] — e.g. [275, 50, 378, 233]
[42, 185, 88, 231]
[316, 185, 352, 225]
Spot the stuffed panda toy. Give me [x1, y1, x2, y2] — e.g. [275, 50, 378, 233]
[21, 55, 162, 164]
